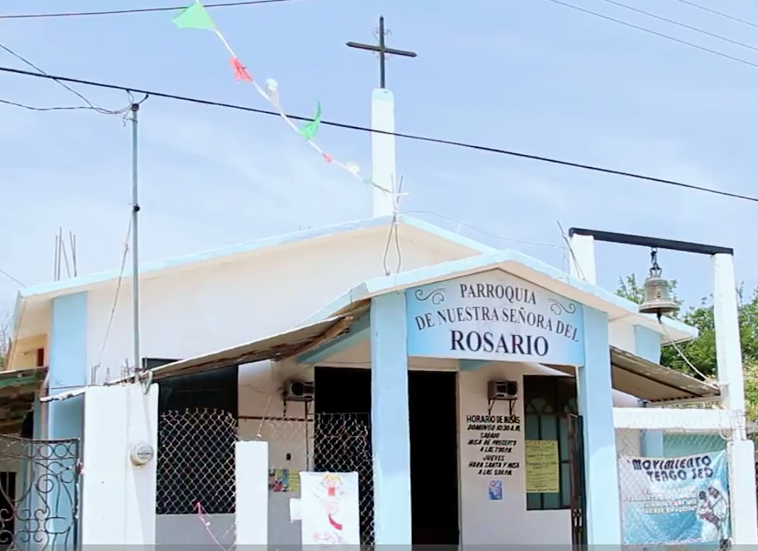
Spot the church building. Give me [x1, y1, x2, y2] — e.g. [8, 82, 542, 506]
[3, 84, 745, 547]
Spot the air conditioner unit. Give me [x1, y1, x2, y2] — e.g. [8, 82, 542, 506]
[487, 380, 518, 401]
[283, 379, 315, 402]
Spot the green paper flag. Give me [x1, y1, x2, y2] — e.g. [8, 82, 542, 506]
[298, 102, 322, 140]
[172, 1, 216, 31]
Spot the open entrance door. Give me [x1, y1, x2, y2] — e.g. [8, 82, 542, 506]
[314, 367, 460, 546]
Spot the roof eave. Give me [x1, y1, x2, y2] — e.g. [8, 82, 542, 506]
[17, 215, 403, 304]
[301, 250, 698, 344]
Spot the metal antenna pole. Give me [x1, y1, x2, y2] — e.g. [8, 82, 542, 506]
[130, 103, 141, 377]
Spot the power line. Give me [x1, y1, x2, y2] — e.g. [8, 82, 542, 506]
[542, 0, 758, 71]
[0, 98, 92, 112]
[668, 0, 758, 31]
[0, 0, 307, 20]
[0, 42, 133, 116]
[597, 0, 758, 54]
[0, 268, 24, 287]
[1, 63, 757, 205]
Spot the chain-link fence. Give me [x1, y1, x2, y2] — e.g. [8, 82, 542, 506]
[157, 409, 375, 548]
[243, 412, 375, 547]
[157, 409, 238, 547]
[616, 424, 733, 548]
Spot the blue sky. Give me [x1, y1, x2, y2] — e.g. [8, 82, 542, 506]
[1, 0, 757, 314]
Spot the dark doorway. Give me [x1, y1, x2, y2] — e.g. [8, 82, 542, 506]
[314, 367, 460, 546]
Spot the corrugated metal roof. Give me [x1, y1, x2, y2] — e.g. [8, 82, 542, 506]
[0, 366, 47, 434]
[142, 314, 357, 382]
[548, 347, 719, 403]
[610, 346, 719, 402]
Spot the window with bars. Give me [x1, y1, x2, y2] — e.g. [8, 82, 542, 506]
[524, 375, 577, 511]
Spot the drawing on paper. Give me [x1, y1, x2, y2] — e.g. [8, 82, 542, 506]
[300, 471, 360, 546]
[268, 468, 291, 492]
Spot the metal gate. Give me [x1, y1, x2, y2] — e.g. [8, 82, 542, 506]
[567, 414, 587, 548]
[0, 434, 81, 551]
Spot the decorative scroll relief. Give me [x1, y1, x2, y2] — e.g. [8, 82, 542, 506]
[406, 270, 585, 365]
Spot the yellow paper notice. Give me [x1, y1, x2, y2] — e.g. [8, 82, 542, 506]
[525, 440, 560, 493]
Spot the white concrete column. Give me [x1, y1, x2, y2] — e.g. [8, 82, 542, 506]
[712, 254, 757, 544]
[577, 306, 621, 544]
[371, 88, 397, 217]
[712, 253, 745, 413]
[569, 233, 596, 284]
[81, 383, 159, 545]
[370, 291, 412, 544]
[727, 439, 758, 544]
[236, 441, 269, 545]
[635, 326, 665, 456]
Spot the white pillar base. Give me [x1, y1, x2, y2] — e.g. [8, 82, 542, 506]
[727, 439, 758, 544]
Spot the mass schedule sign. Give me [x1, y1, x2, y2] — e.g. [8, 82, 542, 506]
[406, 270, 585, 365]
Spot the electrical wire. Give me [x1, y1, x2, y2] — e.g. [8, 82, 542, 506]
[556, 220, 586, 281]
[0, 268, 24, 286]
[404, 210, 563, 249]
[597, 0, 758, 55]
[667, 0, 758, 31]
[91, 217, 133, 385]
[659, 320, 712, 381]
[1, 65, 756, 206]
[541, 0, 758, 71]
[0, 0, 308, 20]
[0, 43, 133, 117]
[382, 175, 404, 276]
[0, 98, 97, 112]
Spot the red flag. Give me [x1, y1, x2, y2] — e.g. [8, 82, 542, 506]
[230, 58, 252, 82]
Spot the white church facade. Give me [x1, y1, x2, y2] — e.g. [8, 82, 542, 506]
[7, 211, 741, 546]
[1, 79, 756, 548]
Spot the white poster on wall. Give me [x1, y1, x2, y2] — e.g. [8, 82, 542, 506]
[300, 472, 361, 546]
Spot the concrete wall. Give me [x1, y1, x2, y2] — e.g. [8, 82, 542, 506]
[229, 350, 638, 546]
[133, 232, 477, 545]
[81, 384, 159, 546]
[83, 230, 476, 383]
[72, 224, 655, 546]
[458, 363, 635, 545]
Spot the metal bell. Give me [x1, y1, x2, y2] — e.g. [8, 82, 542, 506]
[639, 250, 679, 317]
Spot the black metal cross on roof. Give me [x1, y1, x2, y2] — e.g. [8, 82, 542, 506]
[346, 16, 417, 89]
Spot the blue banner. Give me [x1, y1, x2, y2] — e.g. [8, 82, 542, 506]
[618, 451, 730, 546]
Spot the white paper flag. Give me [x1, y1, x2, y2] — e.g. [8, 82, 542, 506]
[300, 472, 360, 546]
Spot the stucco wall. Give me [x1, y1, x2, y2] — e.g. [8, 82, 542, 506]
[113, 230, 480, 545]
[226, 356, 637, 546]
[84, 230, 475, 383]
[75, 225, 651, 546]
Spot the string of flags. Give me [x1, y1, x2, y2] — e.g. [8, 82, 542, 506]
[172, 1, 392, 194]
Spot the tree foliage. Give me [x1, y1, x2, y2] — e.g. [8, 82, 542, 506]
[617, 274, 758, 420]
[0, 312, 8, 371]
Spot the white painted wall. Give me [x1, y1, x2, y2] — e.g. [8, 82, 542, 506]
[106, 229, 480, 545]
[81, 383, 158, 545]
[71, 221, 655, 546]
[84, 229, 479, 381]
[458, 362, 636, 545]
[229, 339, 639, 547]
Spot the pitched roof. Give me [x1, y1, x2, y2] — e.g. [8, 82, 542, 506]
[16, 215, 494, 304]
[10, 215, 495, 340]
[301, 248, 697, 344]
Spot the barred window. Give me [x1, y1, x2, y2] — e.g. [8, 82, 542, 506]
[524, 376, 577, 511]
